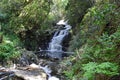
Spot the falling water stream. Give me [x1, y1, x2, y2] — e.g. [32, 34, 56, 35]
[47, 20, 71, 59]
[40, 20, 72, 80]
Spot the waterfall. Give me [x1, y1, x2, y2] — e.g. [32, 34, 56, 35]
[47, 20, 72, 59]
[48, 29, 68, 51]
[38, 20, 72, 80]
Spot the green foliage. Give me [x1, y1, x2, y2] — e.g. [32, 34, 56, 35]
[0, 0, 54, 50]
[64, 70, 74, 79]
[82, 2, 117, 36]
[80, 28, 120, 79]
[0, 0, 26, 21]
[66, 26, 120, 80]
[0, 34, 21, 61]
[82, 62, 97, 80]
[82, 62, 119, 80]
[88, 3, 116, 26]
[66, 1, 120, 80]
[69, 1, 119, 50]
[63, 60, 82, 80]
[49, 0, 68, 19]
[8, 0, 51, 33]
[96, 62, 119, 76]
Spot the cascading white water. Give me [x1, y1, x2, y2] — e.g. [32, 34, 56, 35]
[39, 20, 72, 80]
[47, 20, 71, 59]
[40, 65, 59, 80]
[48, 29, 68, 51]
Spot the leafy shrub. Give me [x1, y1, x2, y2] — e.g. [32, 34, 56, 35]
[0, 34, 21, 62]
[82, 62, 119, 80]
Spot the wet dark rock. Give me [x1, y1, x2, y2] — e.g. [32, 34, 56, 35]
[35, 50, 73, 61]
[17, 50, 39, 67]
[0, 34, 3, 43]
[62, 33, 71, 51]
[38, 59, 68, 80]
[110, 75, 120, 80]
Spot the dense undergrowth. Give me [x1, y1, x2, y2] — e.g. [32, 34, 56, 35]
[0, 32, 21, 64]
[65, 1, 120, 80]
